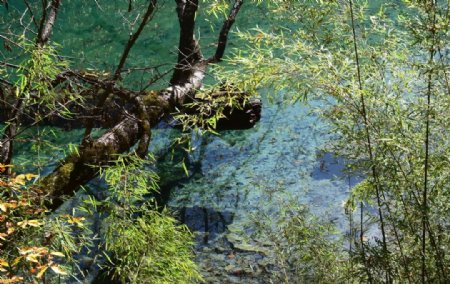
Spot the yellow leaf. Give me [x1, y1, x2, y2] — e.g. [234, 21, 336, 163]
[27, 220, 43, 227]
[25, 254, 39, 263]
[50, 265, 67, 275]
[11, 173, 37, 185]
[0, 259, 8, 267]
[0, 276, 24, 283]
[63, 215, 85, 225]
[16, 221, 27, 228]
[12, 175, 26, 185]
[36, 266, 49, 279]
[0, 163, 13, 174]
[50, 251, 65, 257]
[19, 247, 47, 255]
[17, 219, 43, 228]
[18, 247, 30, 255]
[24, 173, 38, 181]
[0, 202, 18, 212]
[11, 256, 22, 267]
[6, 202, 17, 209]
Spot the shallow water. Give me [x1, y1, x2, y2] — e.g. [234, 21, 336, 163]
[167, 95, 354, 282]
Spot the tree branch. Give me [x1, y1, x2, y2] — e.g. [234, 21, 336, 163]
[210, 0, 244, 62]
[170, 0, 202, 85]
[21, 0, 260, 211]
[37, 0, 61, 46]
[39, 59, 261, 210]
[113, 0, 158, 80]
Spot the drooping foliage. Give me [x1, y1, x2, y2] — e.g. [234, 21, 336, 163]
[98, 155, 202, 283]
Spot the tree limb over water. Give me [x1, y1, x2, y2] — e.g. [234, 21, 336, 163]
[0, 0, 261, 210]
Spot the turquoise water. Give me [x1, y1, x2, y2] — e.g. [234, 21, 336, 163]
[1, 1, 356, 282]
[167, 95, 352, 282]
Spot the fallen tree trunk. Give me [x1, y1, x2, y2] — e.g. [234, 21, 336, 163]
[40, 61, 261, 210]
[0, 0, 258, 210]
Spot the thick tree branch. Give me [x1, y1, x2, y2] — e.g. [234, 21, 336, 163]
[36, 0, 48, 43]
[40, 60, 203, 209]
[170, 0, 202, 85]
[37, 0, 60, 46]
[39, 59, 261, 209]
[83, 0, 158, 145]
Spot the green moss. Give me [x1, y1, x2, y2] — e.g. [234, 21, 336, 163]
[59, 162, 75, 178]
[43, 162, 74, 190]
[38, 161, 74, 199]
[142, 91, 161, 107]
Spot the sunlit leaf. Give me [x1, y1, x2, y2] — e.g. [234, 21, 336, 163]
[6, 227, 14, 235]
[0, 259, 9, 267]
[50, 265, 67, 275]
[0, 164, 13, 173]
[12, 175, 26, 185]
[25, 254, 40, 263]
[19, 246, 48, 255]
[11, 257, 22, 267]
[0, 202, 17, 212]
[36, 265, 49, 279]
[5, 202, 17, 209]
[17, 219, 43, 228]
[24, 174, 38, 181]
[62, 215, 85, 226]
[50, 251, 65, 257]
[0, 276, 23, 283]
[181, 159, 189, 177]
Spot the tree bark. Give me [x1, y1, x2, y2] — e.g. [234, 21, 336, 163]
[37, 0, 61, 46]
[170, 0, 202, 85]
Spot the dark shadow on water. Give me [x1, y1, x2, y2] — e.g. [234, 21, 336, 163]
[177, 206, 235, 245]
